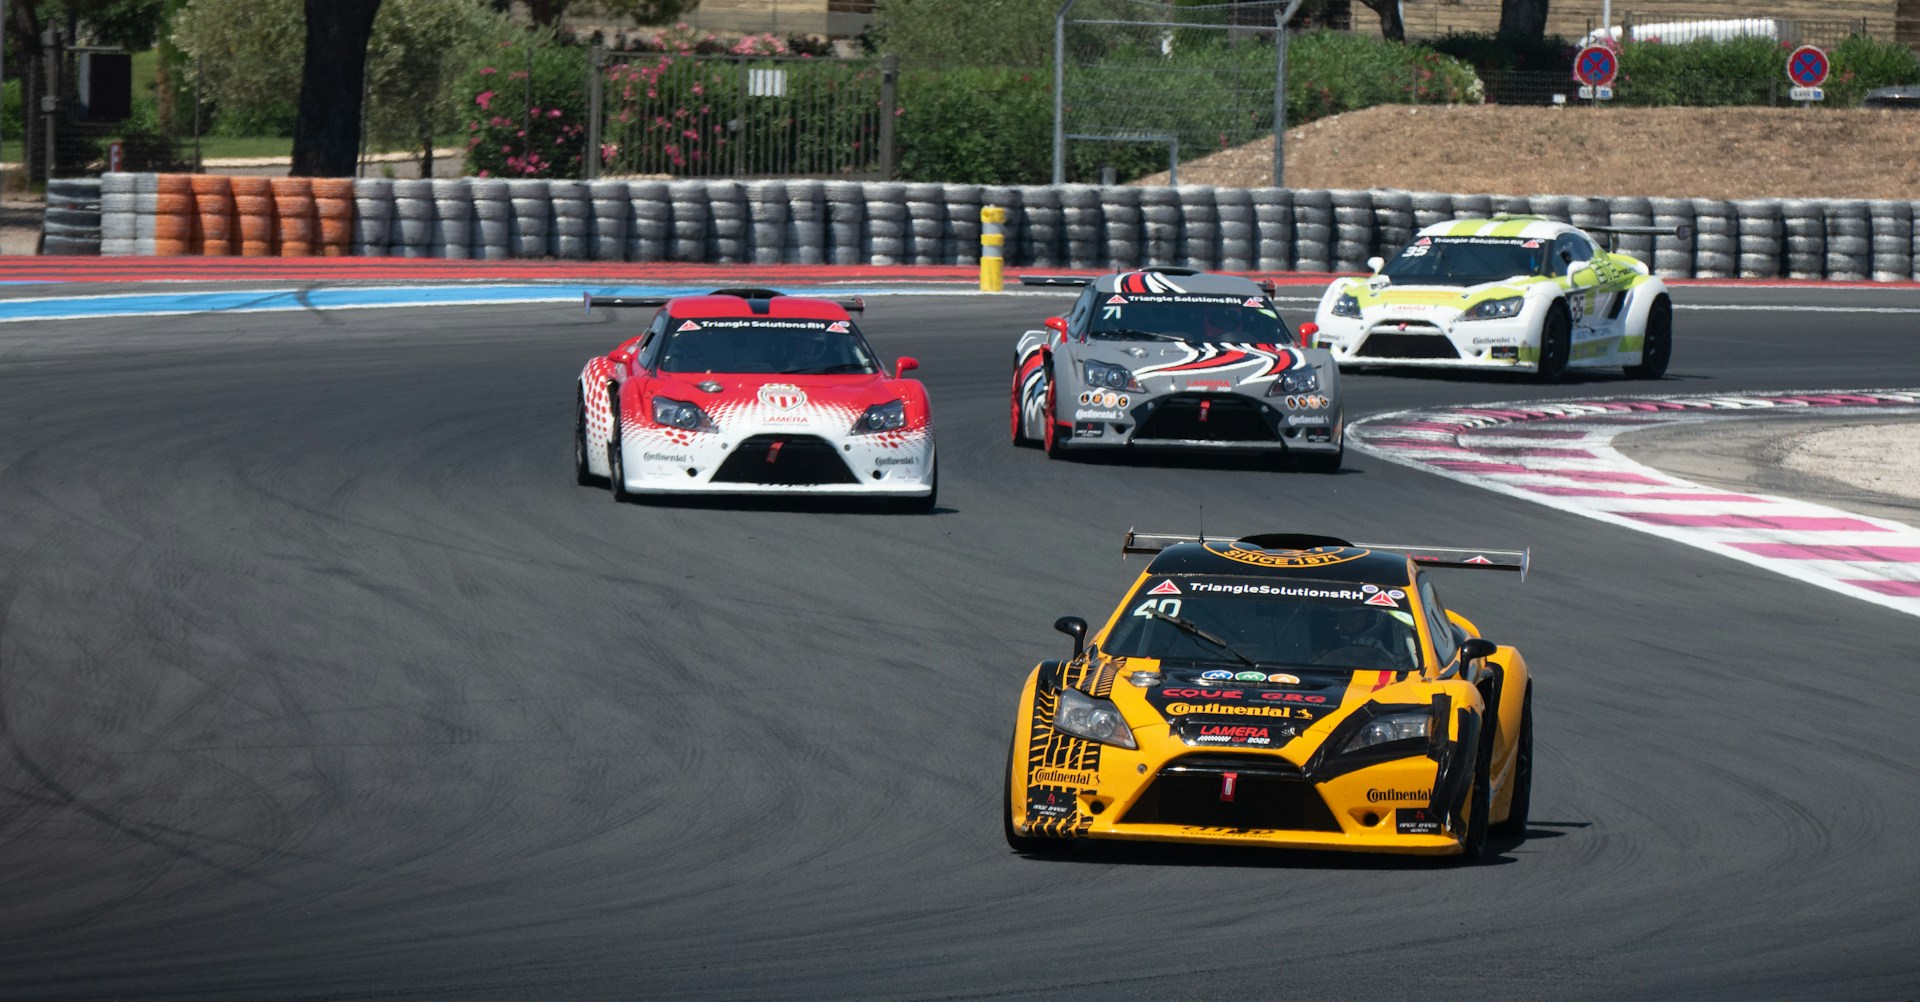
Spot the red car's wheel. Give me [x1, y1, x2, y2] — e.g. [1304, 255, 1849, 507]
[1010, 371, 1035, 447]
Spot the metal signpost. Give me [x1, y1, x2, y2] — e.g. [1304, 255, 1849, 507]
[1788, 44, 1829, 105]
[1573, 44, 1617, 104]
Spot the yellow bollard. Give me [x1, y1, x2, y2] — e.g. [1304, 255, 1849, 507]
[980, 205, 1006, 292]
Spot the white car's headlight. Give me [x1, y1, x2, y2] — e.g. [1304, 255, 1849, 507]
[1331, 293, 1362, 319]
[1462, 296, 1524, 321]
[851, 399, 907, 433]
[1052, 687, 1137, 749]
[651, 395, 711, 431]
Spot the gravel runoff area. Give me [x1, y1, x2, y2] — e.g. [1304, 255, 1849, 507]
[1622, 417, 1920, 529]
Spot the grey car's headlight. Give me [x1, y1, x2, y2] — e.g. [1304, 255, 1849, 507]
[1338, 709, 1430, 754]
[1052, 687, 1137, 749]
[1462, 296, 1524, 321]
[1083, 360, 1142, 391]
[651, 395, 710, 431]
[1269, 367, 1320, 396]
[1331, 293, 1362, 318]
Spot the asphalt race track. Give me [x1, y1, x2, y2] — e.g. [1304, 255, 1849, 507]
[3, 282, 1919, 1000]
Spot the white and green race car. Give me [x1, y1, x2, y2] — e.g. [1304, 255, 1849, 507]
[1304, 215, 1676, 382]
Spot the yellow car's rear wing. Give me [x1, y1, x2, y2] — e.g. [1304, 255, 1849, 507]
[1122, 530, 1528, 579]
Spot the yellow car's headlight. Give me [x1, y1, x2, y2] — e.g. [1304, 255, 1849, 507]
[1053, 687, 1137, 749]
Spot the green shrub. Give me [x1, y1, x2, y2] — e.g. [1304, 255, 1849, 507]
[3, 79, 20, 141]
[1613, 34, 1920, 107]
[896, 32, 1481, 184]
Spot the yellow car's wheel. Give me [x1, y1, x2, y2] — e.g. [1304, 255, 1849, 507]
[1491, 687, 1533, 838]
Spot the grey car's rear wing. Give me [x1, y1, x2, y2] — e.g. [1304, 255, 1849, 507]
[582, 289, 865, 313]
[1018, 270, 1278, 298]
[1122, 530, 1528, 579]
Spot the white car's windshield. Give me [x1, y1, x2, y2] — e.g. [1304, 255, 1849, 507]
[1382, 236, 1548, 286]
[1102, 576, 1422, 672]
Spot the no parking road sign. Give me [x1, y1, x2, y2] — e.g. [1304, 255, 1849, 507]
[1787, 44, 1829, 102]
[1573, 44, 1617, 101]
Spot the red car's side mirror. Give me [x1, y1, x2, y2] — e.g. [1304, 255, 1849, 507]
[1296, 321, 1320, 346]
[608, 335, 644, 365]
[1044, 316, 1069, 337]
[895, 356, 920, 377]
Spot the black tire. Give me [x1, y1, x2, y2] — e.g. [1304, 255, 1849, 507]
[1491, 687, 1533, 839]
[574, 394, 602, 487]
[1455, 725, 1493, 864]
[606, 403, 635, 503]
[1534, 306, 1570, 384]
[1041, 363, 1070, 459]
[1003, 739, 1069, 855]
[1295, 441, 1343, 473]
[1624, 295, 1673, 379]
[1010, 370, 1036, 448]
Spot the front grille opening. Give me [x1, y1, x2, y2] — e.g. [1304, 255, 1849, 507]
[1119, 754, 1341, 832]
[1134, 394, 1276, 443]
[711, 434, 858, 485]
[1356, 332, 1464, 360]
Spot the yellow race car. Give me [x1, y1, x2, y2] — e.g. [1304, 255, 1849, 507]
[1005, 532, 1533, 861]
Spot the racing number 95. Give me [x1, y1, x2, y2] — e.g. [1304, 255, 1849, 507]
[1134, 598, 1181, 619]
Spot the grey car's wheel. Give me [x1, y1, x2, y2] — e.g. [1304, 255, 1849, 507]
[1624, 295, 1673, 379]
[1491, 688, 1533, 839]
[1535, 306, 1570, 383]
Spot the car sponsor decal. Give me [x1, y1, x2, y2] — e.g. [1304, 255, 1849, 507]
[1148, 579, 1181, 595]
[1107, 294, 1128, 304]
[1200, 669, 1234, 681]
[757, 383, 807, 410]
[677, 320, 700, 331]
[1201, 541, 1367, 569]
[1026, 785, 1076, 821]
[827, 321, 850, 333]
[1022, 657, 1118, 838]
[1394, 806, 1444, 835]
[1243, 297, 1264, 307]
[1364, 592, 1399, 608]
[1146, 683, 1331, 723]
[1031, 767, 1096, 787]
[1077, 392, 1130, 408]
[1175, 719, 1295, 748]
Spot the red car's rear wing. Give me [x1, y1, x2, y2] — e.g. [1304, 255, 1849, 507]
[581, 289, 865, 313]
[1122, 530, 1528, 579]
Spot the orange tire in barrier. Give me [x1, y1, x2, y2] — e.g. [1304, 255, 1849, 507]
[153, 214, 192, 241]
[191, 174, 235, 256]
[156, 173, 193, 195]
[151, 173, 197, 256]
[230, 177, 275, 253]
[270, 177, 317, 257]
[310, 177, 355, 257]
[154, 238, 192, 256]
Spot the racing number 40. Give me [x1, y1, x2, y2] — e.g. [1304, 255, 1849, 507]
[1134, 598, 1182, 619]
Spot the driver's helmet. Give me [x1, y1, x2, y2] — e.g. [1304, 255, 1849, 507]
[1201, 304, 1244, 338]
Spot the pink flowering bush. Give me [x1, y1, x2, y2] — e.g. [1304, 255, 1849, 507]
[463, 37, 592, 178]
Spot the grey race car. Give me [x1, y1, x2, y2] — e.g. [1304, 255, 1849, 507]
[1010, 268, 1343, 471]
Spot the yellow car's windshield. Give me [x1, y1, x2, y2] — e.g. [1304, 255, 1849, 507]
[1102, 576, 1422, 672]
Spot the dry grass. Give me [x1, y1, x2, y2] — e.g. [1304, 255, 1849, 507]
[1137, 105, 1920, 200]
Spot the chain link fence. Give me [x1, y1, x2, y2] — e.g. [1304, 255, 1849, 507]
[589, 50, 895, 180]
[1054, 0, 1291, 189]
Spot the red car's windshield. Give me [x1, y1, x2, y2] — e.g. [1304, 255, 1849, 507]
[659, 317, 880, 375]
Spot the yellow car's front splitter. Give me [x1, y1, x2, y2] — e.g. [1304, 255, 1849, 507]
[1072, 823, 1465, 855]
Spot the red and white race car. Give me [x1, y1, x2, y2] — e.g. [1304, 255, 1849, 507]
[574, 288, 937, 510]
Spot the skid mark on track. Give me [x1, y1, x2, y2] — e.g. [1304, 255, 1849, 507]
[1351, 389, 1920, 617]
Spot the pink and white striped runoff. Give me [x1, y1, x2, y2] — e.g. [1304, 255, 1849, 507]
[1350, 390, 1920, 618]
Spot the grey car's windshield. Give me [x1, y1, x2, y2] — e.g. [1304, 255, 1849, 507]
[1103, 576, 1422, 672]
[1087, 294, 1293, 345]
[657, 318, 879, 375]
[1381, 236, 1548, 286]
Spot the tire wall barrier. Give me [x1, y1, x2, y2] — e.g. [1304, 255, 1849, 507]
[43, 177, 103, 256]
[82, 173, 1920, 280]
